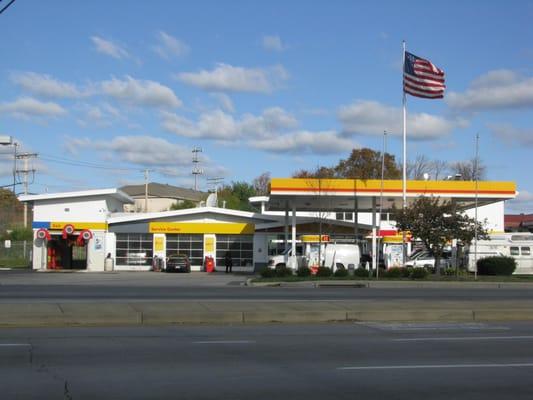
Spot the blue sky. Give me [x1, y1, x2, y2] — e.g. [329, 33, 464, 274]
[0, 0, 532, 212]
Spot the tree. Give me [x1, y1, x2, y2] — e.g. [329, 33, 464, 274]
[292, 148, 401, 179]
[252, 172, 271, 195]
[450, 158, 486, 181]
[406, 155, 432, 180]
[217, 181, 258, 212]
[394, 196, 488, 275]
[0, 188, 23, 234]
[169, 199, 197, 210]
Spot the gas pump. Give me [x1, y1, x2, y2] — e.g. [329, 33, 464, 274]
[300, 235, 330, 274]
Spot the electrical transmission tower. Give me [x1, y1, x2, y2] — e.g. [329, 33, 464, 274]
[192, 147, 203, 191]
[16, 152, 38, 227]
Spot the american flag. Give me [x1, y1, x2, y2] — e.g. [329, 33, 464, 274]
[403, 51, 445, 99]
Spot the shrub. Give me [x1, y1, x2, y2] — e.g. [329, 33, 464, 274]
[383, 267, 403, 278]
[296, 266, 311, 277]
[260, 267, 276, 278]
[410, 267, 428, 280]
[334, 265, 348, 277]
[316, 266, 333, 277]
[275, 265, 293, 277]
[354, 267, 370, 278]
[401, 267, 413, 278]
[444, 267, 456, 276]
[477, 256, 516, 276]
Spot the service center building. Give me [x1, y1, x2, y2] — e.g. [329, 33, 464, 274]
[20, 189, 291, 272]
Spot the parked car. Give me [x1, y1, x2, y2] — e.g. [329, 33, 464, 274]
[404, 250, 450, 269]
[165, 254, 191, 273]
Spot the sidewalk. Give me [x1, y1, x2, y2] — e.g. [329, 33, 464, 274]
[2, 299, 533, 328]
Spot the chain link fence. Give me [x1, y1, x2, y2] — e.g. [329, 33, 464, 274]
[0, 240, 32, 268]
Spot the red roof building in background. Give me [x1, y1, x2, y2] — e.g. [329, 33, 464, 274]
[505, 214, 533, 232]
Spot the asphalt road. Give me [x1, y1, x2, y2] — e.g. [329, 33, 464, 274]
[1, 270, 533, 302]
[2, 322, 533, 399]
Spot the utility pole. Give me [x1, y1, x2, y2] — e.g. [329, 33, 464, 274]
[192, 147, 203, 191]
[16, 152, 38, 227]
[143, 169, 152, 213]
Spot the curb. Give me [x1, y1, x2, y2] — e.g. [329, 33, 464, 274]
[2, 307, 533, 328]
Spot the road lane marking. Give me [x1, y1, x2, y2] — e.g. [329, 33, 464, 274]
[192, 340, 256, 344]
[338, 363, 533, 371]
[393, 335, 533, 342]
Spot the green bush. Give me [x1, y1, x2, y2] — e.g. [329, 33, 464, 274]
[275, 265, 293, 277]
[316, 266, 332, 277]
[383, 267, 403, 278]
[334, 265, 348, 277]
[444, 267, 456, 276]
[477, 256, 516, 276]
[354, 267, 370, 278]
[410, 267, 428, 280]
[296, 266, 311, 277]
[401, 267, 413, 278]
[260, 267, 276, 278]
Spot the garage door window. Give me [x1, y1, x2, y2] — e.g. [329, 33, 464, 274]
[166, 234, 204, 266]
[216, 235, 253, 267]
[116, 233, 153, 266]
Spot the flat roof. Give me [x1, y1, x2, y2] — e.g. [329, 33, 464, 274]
[268, 178, 517, 212]
[19, 188, 134, 204]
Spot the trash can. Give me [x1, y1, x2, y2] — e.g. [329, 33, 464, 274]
[104, 257, 114, 272]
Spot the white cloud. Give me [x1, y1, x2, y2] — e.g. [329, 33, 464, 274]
[447, 69, 533, 111]
[153, 31, 189, 59]
[161, 107, 297, 140]
[262, 35, 286, 51]
[91, 36, 129, 59]
[490, 124, 533, 146]
[252, 130, 355, 155]
[63, 135, 227, 178]
[65, 135, 191, 167]
[338, 100, 465, 140]
[10, 72, 87, 99]
[0, 97, 66, 118]
[101, 76, 182, 108]
[507, 190, 533, 214]
[209, 93, 234, 113]
[176, 63, 289, 93]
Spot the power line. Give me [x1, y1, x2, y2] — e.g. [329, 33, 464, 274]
[39, 154, 141, 171]
[0, 0, 17, 15]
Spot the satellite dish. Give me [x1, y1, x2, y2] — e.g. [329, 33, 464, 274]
[206, 193, 218, 207]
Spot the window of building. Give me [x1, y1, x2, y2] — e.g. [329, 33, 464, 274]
[510, 246, 520, 256]
[336, 212, 343, 220]
[345, 212, 353, 221]
[166, 234, 204, 266]
[116, 233, 153, 266]
[216, 235, 254, 268]
[521, 246, 531, 256]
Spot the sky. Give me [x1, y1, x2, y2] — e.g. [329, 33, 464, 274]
[0, 0, 532, 213]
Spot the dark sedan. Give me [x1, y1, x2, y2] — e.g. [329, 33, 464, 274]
[165, 254, 191, 273]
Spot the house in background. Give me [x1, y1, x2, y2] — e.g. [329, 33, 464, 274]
[505, 214, 533, 232]
[120, 182, 206, 213]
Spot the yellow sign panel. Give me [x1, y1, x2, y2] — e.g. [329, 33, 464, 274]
[149, 222, 255, 234]
[50, 222, 108, 231]
[204, 237, 214, 252]
[154, 236, 165, 252]
[300, 235, 330, 243]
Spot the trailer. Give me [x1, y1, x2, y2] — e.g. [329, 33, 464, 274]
[467, 233, 533, 275]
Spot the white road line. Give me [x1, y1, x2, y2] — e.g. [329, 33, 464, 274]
[192, 340, 256, 344]
[338, 363, 533, 371]
[393, 336, 533, 342]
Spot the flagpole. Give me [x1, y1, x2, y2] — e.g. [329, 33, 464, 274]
[402, 40, 407, 265]
[402, 40, 407, 209]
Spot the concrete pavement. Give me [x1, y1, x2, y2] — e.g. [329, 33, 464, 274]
[2, 299, 533, 327]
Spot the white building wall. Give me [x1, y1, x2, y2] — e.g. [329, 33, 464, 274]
[33, 197, 109, 222]
[464, 201, 505, 233]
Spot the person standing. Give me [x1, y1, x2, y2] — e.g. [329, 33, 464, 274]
[224, 251, 233, 273]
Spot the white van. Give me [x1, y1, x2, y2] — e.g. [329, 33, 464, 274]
[323, 244, 360, 272]
[267, 244, 305, 269]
